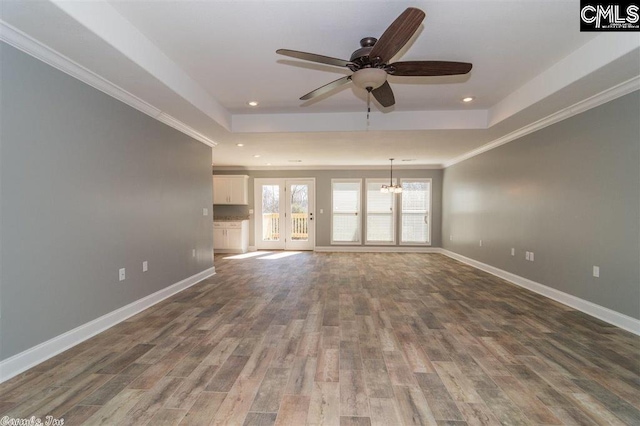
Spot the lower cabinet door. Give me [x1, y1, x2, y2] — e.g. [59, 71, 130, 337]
[213, 228, 226, 250]
[226, 228, 243, 250]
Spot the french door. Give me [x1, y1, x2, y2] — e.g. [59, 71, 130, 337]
[255, 178, 315, 250]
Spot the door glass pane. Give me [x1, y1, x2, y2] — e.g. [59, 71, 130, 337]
[262, 185, 280, 241]
[290, 184, 309, 241]
[401, 180, 430, 243]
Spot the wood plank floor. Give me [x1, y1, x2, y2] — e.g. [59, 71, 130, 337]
[1, 252, 639, 425]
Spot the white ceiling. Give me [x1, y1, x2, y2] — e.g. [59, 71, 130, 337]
[1, 0, 639, 168]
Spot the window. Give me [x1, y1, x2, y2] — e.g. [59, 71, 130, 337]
[366, 179, 396, 244]
[400, 179, 431, 245]
[331, 179, 362, 243]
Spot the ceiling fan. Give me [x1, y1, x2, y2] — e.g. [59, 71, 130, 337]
[276, 7, 472, 108]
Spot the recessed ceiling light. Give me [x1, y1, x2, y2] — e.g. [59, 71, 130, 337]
[236, 143, 244, 147]
[288, 160, 302, 163]
[266, 163, 272, 166]
[462, 97, 474, 103]
[247, 101, 259, 107]
[401, 159, 416, 162]
[253, 154, 261, 158]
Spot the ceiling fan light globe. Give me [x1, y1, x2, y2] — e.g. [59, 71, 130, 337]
[394, 187, 403, 193]
[352, 68, 388, 90]
[380, 186, 389, 193]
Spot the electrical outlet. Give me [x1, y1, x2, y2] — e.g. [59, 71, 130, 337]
[192, 249, 196, 257]
[143, 261, 148, 272]
[320, 209, 324, 214]
[530, 252, 534, 261]
[525, 251, 530, 261]
[593, 266, 600, 277]
[203, 208, 208, 216]
[249, 209, 254, 214]
[479, 240, 483, 247]
[511, 248, 515, 256]
[119, 268, 126, 281]
[450, 235, 453, 241]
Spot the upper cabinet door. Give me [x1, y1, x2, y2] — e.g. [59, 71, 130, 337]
[213, 175, 249, 205]
[213, 176, 230, 204]
[229, 176, 249, 204]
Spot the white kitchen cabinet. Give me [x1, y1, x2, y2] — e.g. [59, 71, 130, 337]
[213, 175, 249, 205]
[213, 220, 249, 253]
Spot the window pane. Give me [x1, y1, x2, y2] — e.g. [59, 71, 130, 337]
[332, 180, 361, 243]
[333, 182, 360, 212]
[331, 180, 361, 243]
[333, 214, 359, 242]
[401, 180, 430, 244]
[402, 181, 429, 211]
[366, 180, 394, 243]
[402, 213, 428, 242]
[367, 189, 392, 213]
[368, 214, 394, 241]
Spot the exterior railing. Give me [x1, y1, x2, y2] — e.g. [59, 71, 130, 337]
[262, 213, 308, 241]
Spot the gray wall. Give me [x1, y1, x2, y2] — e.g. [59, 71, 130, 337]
[0, 43, 214, 360]
[213, 169, 443, 247]
[442, 91, 640, 319]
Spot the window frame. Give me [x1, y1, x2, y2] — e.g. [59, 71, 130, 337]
[364, 178, 397, 245]
[399, 178, 432, 246]
[330, 178, 363, 245]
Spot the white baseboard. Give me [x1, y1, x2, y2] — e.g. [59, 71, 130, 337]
[314, 246, 440, 253]
[440, 249, 640, 336]
[248, 246, 257, 252]
[0, 266, 216, 383]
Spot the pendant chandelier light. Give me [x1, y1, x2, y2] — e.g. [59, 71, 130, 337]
[381, 158, 402, 193]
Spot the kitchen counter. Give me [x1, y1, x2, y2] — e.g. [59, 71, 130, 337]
[214, 216, 250, 222]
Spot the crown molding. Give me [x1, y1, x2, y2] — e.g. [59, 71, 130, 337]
[212, 164, 445, 171]
[156, 113, 216, 147]
[444, 76, 640, 168]
[0, 20, 217, 148]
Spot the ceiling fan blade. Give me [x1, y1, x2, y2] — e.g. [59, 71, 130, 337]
[300, 75, 351, 100]
[389, 61, 473, 76]
[276, 49, 353, 68]
[369, 8, 425, 63]
[372, 81, 395, 107]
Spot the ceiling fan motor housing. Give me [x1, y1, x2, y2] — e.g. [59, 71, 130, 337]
[349, 37, 381, 69]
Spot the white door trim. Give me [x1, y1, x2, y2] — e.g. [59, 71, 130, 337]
[254, 178, 316, 251]
[284, 178, 316, 251]
[254, 178, 286, 250]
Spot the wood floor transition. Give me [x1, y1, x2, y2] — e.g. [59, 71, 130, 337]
[0, 252, 638, 425]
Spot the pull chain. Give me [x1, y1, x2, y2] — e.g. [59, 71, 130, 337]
[366, 88, 371, 130]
